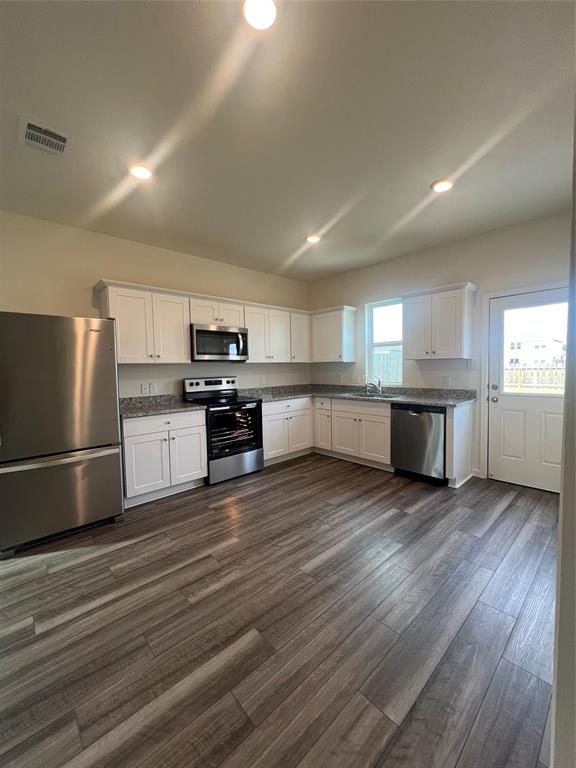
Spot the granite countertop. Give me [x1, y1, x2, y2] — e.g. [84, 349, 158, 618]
[119, 385, 477, 418]
[119, 396, 206, 418]
[239, 384, 477, 408]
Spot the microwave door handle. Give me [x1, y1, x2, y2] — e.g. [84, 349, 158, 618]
[238, 332, 244, 357]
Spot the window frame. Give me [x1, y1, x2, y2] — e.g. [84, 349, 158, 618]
[366, 298, 403, 385]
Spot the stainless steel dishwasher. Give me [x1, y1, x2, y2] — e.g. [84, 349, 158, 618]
[391, 403, 446, 482]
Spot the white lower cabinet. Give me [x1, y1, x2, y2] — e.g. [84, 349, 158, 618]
[263, 399, 313, 459]
[123, 411, 207, 502]
[169, 426, 208, 485]
[331, 401, 391, 465]
[314, 410, 332, 451]
[124, 431, 171, 497]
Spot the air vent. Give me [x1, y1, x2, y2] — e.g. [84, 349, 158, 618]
[19, 119, 67, 155]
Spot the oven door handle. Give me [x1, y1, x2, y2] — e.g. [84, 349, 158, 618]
[210, 406, 232, 412]
[237, 332, 244, 357]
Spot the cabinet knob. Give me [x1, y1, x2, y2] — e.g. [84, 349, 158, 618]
[171, 436, 176, 440]
[338, 355, 342, 359]
[148, 354, 154, 358]
[163, 438, 168, 442]
[432, 351, 436, 355]
[425, 351, 429, 355]
[156, 354, 161, 358]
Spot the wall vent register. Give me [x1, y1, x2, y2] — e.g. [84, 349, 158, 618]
[19, 118, 68, 155]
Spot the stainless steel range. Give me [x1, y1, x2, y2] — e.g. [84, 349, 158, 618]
[183, 377, 263, 485]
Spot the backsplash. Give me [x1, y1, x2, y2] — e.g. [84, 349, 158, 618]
[117, 362, 311, 397]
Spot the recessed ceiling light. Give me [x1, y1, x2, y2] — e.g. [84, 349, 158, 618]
[431, 178, 453, 193]
[306, 234, 321, 244]
[130, 165, 152, 181]
[243, 0, 277, 30]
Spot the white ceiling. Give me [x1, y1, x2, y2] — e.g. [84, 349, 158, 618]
[0, 1, 573, 280]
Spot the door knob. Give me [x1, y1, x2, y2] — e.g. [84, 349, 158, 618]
[491, 396, 499, 403]
[491, 384, 498, 390]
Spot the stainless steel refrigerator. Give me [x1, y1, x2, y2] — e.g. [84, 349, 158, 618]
[0, 312, 124, 558]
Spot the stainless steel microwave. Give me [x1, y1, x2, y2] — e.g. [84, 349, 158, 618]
[191, 324, 249, 362]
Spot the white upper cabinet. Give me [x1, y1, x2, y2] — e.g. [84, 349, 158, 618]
[268, 310, 291, 362]
[104, 286, 155, 364]
[245, 306, 269, 363]
[190, 299, 245, 327]
[245, 307, 291, 363]
[312, 307, 356, 362]
[403, 285, 475, 360]
[153, 293, 191, 363]
[290, 313, 311, 363]
[403, 295, 432, 360]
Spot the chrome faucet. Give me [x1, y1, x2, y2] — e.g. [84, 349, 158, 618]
[364, 376, 382, 395]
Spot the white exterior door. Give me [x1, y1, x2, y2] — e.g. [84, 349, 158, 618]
[108, 287, 155, 364]
[312, 312, 343, 362]
[219, 302, 245, 327]
[268, 310, 291, 362]
[488, 288, 567, 492]
[403, 295, 432, 360]
[290, 313, 311, 362]
[289, 411, 313, 452]
[314, 410, 332, 450]
[358, 414, 390, 464]
[190, 299, 219, 325]
[245, 307, 269, 363]
[124, 431, 170, 497]
[263, 413, 290, 459]
[169, 427, 207, 485]
[431, 290, 462, 358]
[332, 412, 358, 456]
[153, 293, 191, 363]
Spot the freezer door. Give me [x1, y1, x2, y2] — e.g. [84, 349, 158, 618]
[0, 313, 120, 462]
[0, 447, 123, 551]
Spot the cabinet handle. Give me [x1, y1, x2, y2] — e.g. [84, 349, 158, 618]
[165, 421, 171, 424]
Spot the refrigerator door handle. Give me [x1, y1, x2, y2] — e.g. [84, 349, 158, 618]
[0, 447, 120, 474]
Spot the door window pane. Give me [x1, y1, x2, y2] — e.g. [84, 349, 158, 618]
[503, 302, 568, 394]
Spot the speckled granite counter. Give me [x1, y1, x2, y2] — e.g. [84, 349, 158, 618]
[119, 385, 476, 418]
[119, 396, 206, 418]
[238, 384, 477, 408]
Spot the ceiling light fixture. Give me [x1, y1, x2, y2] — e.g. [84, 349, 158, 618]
[306, 234, 321, 244]
[243, 0, 277, 30]
[431, 178, 453, 193]
[130, 165, 152, 181]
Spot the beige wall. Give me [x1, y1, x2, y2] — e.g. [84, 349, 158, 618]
[0, 210, 310, 316]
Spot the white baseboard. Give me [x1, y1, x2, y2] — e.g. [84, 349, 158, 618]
[124, 478, 205, 508]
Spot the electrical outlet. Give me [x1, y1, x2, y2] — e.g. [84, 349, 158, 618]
[149, 383, 159, 395]
[260, 376, 266, 385]
[140, 383, 150, 395]
[441, 375, 450, 388]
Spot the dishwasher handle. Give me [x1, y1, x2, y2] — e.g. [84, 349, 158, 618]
[391, 403, 446, 415]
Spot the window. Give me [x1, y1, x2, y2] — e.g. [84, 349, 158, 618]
[366, 299, 402, 385]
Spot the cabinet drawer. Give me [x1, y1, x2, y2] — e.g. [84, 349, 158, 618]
[262, 397, 312, 416]
[313, 397, 331, 411]
[332, 399, 391, 417]
[123, 410, 206, 437]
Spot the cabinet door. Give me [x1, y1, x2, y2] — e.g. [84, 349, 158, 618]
[289, 410, 312, 452]
[403, 295, 432, 359]
[314, 410, 332, 450]
[312, 312, 343, 362]
[431, 290, 463, 358]
[107, 287, 155, 364]
[124, 431, 170, 497]
[268, 310, 291, 363]
[152, 293, 191, 363]
[358, 415, 390, 464]
[169, 426, 207, 485]
[331, 412, 358, 456]
[190, 299, 219, 325]
[245, 306, 269, 363]
[290, 313, 311, 363]
[263, 413, 290, 459]
[219, 302, 245, 327]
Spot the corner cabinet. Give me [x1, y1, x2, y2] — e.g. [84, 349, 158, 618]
[311, 307, 357, 362]
[403, 284, 476, 360]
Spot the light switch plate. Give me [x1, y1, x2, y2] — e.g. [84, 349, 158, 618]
[149, 383, 159, 394]
[140, 383, 150, 395]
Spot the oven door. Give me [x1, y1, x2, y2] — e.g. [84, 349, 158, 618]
[207, 402, 262, 459]
[191, 324, 248, 361]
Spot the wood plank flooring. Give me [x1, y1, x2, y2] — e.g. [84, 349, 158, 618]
[0, 454, 558, 768]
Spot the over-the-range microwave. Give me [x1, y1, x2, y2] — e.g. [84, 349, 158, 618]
[191, 324, 249, 362]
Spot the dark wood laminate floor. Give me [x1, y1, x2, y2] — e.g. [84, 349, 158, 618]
[0, 454, 558, 768]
